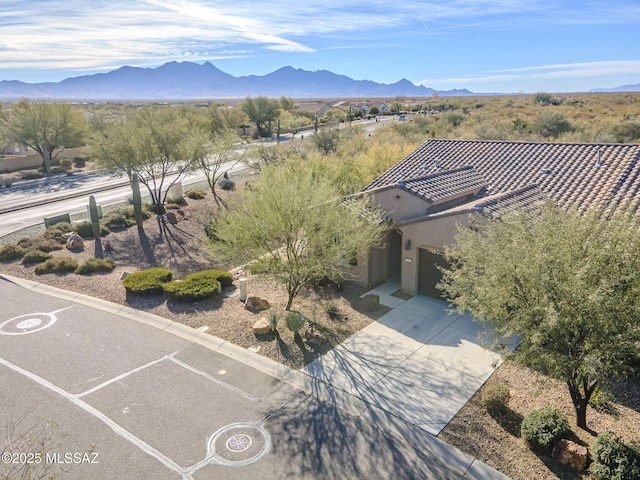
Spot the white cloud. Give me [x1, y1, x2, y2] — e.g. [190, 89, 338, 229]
[419, 60, 640, 86]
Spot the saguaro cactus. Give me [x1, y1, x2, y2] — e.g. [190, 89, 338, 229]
[89, 195, 101, 239]
[131, 174, 144, 229]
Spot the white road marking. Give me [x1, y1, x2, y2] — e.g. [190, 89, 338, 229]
[75, 353, 177, 399]
[0, 355, 192, 479]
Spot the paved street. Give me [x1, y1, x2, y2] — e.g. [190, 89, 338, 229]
[0, 276, 507, 479]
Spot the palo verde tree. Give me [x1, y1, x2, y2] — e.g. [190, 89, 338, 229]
[241, 96, 280, 138]
[440, 202, 640, 430]
[0, 100, 86, 175]
[213, 160, 387, 310]
[193, 132, 244, 211]
[93, 107, 205, 214]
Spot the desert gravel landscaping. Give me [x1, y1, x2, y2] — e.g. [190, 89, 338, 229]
[2, 188, 639, 480]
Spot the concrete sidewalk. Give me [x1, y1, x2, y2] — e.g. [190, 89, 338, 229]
[303, 283, 511, 436]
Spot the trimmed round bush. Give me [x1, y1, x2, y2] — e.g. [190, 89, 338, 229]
[75, 258, 116, 275]
[34, 257, 79, 275]
[481, 383, 511, 414]
[164, 271, 220, 302]
[122, 268, 173, 296]
[0, 244, 25, 262]
[21, 249, 52, 265]
[590, 434, 640, 480]
[206, 269, 233, 288]
[521, 407, 570, 452]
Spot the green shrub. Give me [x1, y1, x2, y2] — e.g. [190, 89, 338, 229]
[34, 257, 79, 275]
[58, 159, 73, 170]
[285, 312, 307, 335]
[21, 249, 52, 265]
[21, 171, 44, 180]
[481, 384, 511, 414]
[185, 189, 207, 200]
[75, 258, 116, 275]
[43, 222, 75, 244]
[204, 219, 218, 241]
[521, 407, 570, 452]
[206, 269, 233, 288]
[74, 221, 110, 239]
[102, 211, 136, 229]
[0, 244, 25, 261]
[267, 310, 279, 332]
[122, 268, 173, 296]
[590, 434, 640, 480]
[324, 301, 342, 320]
[164, 271, 219, 302]
[165, 196, 188, 207]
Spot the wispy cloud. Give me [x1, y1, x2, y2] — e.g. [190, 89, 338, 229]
[2, 0, 638, 76]
[419, 60, 640, 87]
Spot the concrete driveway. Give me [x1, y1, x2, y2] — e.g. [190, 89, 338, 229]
[303, 284, 511, 436]
[0, 276, 509, 479]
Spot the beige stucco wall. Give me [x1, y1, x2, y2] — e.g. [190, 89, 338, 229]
[397, 212, 474, 294]
[372, 187, 430, 222]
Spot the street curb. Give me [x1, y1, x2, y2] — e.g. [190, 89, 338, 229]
[0, 273, 308, 391]
[0, 274, 511, 479]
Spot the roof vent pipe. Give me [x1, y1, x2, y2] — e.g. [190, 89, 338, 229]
[595, 148, 603, 167]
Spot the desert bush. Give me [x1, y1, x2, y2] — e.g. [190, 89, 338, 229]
[20, 171, 44, 180]
[267, 310, 279, 332]
[324, 301, 342, 320]
[58, 159, 73, 170]
[185, 189, 207, 200]
[521, 407, 570, 452]
[102, 211, 135, 229]
[75, 258, 116, 275]
[73, 156, 86, 168]
[285, 312, 307, 335]
[74, 221, 110, 239]
[165, 196, 188, 207]
[218, 177, 235, 191]
[481, 383, 511, 414]
[590, 434, 640, 480]
[206, 269, 233, 288]
[34, 257, 78, 275]
[163, 270, 219, 302]
[43, 222, 75, 244]
[21, 249, 52, 265]
[0, 244, 25, 261]
[122, 268, 173, 296]
[204, 219, 218, 241]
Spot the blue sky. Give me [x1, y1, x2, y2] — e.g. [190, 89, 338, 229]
[1, 0, 639, 93]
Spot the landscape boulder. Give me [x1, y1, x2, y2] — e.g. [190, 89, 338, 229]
[65, 233, 85, 251]
[552, 439, 590, 471]
[252, 317, 271, 335]
[244, 296, 271, 313]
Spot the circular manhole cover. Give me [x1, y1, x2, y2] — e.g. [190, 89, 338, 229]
[208, 423, 270, 467]
[0, 313, 57, 335]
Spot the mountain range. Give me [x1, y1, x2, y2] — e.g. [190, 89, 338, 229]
[0, 62, 474, 100]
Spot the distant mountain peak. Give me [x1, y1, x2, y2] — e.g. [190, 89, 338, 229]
[0, 62, 475, 100]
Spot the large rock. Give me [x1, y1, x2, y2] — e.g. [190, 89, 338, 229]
[244, 296, 271, 313]
[552, 439, 590, 471]
[65, 233, 84, 251]
[252, 317, 271, 335]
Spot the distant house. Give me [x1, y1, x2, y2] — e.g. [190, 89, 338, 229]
[350, 139, 640, 297]
[294, 102, 332, 117]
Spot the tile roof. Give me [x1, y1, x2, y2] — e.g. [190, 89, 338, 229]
[364, 139, 640, 215]
[394, 166, 486, 205]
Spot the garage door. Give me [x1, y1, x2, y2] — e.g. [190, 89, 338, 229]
[417, 248, 449, 299]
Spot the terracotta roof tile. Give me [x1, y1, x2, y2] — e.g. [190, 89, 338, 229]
[364, 139, 640, 215]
